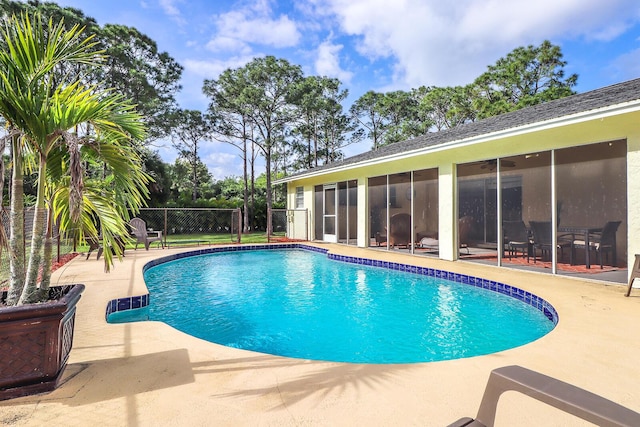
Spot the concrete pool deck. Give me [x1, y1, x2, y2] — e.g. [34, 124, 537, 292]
[2, 243, 640, 426]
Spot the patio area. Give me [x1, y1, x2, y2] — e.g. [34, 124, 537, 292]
[1, 243, 640, 426]
[376, 243, 629, 283]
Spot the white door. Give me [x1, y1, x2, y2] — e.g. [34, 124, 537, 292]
[323, 184, 337, 243]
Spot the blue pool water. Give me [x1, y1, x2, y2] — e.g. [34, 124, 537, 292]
[109, 248, 556, 364]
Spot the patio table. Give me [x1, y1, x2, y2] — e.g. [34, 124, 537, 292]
[558, 225, 602, 269]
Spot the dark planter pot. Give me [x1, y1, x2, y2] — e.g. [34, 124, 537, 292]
[0, 284, 85, 400]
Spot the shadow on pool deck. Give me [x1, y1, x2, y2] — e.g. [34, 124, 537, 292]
[2, 243, 640, 426]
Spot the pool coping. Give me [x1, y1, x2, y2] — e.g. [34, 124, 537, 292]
[105, 243, 559, 326]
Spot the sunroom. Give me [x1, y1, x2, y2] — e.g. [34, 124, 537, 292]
[276, 79, 640, 283]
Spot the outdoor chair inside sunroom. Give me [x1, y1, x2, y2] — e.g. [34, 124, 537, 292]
[571, 220, 622, 269]
[503, 220, 530, 260]
[529, 221, 572, 263]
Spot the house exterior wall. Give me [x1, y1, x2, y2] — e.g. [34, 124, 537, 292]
[438, 163, 456, 261]
[627, 131, 640, 267]
[357, 177, 368, 245]
[280, 105, 640, 278]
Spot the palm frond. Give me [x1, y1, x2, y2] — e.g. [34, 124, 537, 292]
[52, 178, 133, 271]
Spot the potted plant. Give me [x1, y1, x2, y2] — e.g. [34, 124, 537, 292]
[0, 14, 150, 399]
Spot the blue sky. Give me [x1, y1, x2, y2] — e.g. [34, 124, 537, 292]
[43, 0, 640, 179]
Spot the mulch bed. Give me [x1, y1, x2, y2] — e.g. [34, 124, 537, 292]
[51, 252, 79, 272]
[269, 237, 307, 243]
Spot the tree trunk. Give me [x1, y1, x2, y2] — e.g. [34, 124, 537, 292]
[39, 206, 54, 294]
[313, 115, 318, 167]
[307, 112, 312, 168]
[0, 137, 5, 207]
[20, 153, 48, 305]
[242, 137, 249, 233]
[6, 135, 25, 306]
[250, 141, 256, 231]
[192, 157, 197, 201]
[265, 143, 273, 236]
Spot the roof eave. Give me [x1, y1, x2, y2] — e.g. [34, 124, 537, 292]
[274, 98, 640, 184]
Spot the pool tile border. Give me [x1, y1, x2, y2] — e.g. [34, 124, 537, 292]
[105, 244, 558, 325]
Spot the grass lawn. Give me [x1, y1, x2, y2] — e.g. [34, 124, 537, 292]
[74, 232, 283, 252]
[73, 231, 290, 254]
[162, 232, 284, 246]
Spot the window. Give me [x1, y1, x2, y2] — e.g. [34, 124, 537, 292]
[295, 186, 304, 208]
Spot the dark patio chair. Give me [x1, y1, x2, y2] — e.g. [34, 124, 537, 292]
[447, 365, 640, 427]
[502, 220, 530, 260]
[458, 215, 473, 255]
[85, 235, 103, 260]
[374, 231, 386, 246]
[572, 220, 621, 269]
[129, 217, 164, 250]
[389, 213, 411, 248]
[86, 234, 127, 259]
[529, 221, 572, 263]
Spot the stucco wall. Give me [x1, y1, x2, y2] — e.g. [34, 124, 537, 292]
[627, 132, 640, 271]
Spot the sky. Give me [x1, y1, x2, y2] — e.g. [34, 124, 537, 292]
[40, 0, 640, 179]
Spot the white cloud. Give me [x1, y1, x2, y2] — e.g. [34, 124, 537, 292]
[319, 0, 640, 88]
[159, 0, 179, 16]
[206, 36, 251, 54]
[218, 12, 300, 48]
[153, 138, 244, 179]
[183, 59, 222, 77]
[206, 3, 301, 54]
[178, 57, 258, 111]
[609, 48, 640, 82]
[183, 56, 257, 79]
[204, 152, 243, 179]
[159, 0, 185, 25]
[315, 40, 353, 82]
[152, 139, 177, 163]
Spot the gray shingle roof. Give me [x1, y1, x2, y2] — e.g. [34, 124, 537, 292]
[285, 77, 640, 180]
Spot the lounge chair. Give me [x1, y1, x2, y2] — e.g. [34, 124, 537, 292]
[129, 217, 164, 250]
[418, 236, 440, 252]
[416, 216, 472, 254]
[448, 365, 640, 427]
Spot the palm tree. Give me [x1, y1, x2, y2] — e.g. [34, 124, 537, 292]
[0, 14, 149, 305]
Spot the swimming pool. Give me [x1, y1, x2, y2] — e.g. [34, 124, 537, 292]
[107, 245, 557, 364]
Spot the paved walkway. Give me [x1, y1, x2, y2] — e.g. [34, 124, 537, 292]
[2, 243, 640, 426]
